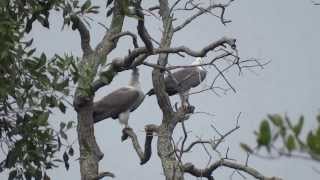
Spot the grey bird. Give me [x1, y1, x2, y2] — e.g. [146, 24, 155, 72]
[93, 68, 145, 127]
[147, 57, 207, 109]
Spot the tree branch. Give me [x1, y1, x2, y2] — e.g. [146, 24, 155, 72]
[111, 36, 236, 71]
[70, 15, 93, 56]
[121, 125, 159, 165]
[174, 0, 234, 32]
[183, 160, 282, 180]
[136, 1, 154, 51]
[95, 0, 125, 60]
[93, 171, 115, 180]
[110, 31, 139, 48]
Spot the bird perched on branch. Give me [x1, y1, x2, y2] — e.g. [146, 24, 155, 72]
[93, 68, 145, 128]
[147, 57, 207, 110]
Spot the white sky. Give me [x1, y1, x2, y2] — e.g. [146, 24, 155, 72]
[2, 0, 320, 179]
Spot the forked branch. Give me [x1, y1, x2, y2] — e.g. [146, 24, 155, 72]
[183, 160, 282, 180]
[111, 37, 236, 70]
[174, 0, 234, 32]
[121, 124, 159, 165]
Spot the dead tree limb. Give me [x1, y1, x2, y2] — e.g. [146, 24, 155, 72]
[74, 1, 125, 179]
[174, 0, 234, 32]
[183, 160, 282, 180]
[110, 31, 139, 48]
[122, 124, 159, 165]
[70, 15, 93, 56]
[111, 36, 236, 71]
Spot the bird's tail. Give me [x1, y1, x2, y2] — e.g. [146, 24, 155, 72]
[146, 89, 155, 96]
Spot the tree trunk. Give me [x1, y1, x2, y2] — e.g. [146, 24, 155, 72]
[74, 1, 124, 179]
[154, 1, 184, 180]
[157, 123, 184, 180]
[76, 100, 103, 180]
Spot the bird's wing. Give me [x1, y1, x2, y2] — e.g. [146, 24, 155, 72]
[165, 68, 207, 95]
[182, 68, 207, 88]
[93, 87, 140, 123]
[146, 68, 207, 96]
[130, 92, 145, 112]
[164, 68, 190, 95]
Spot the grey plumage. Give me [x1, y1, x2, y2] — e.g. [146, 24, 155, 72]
[93, 68, 144, 125]
[147, 58, 207, 97]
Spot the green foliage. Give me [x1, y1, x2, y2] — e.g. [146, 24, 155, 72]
[286, 135, 296, 152]
[240, 143, 253, 154]
[0, 1, 83, 179]
[241, 113, 320, 162]
[60, 0, 100, 29]
[257, 120, 271, 151]
[307, 131, 320, 154]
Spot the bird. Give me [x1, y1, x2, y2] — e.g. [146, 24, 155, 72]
[147, 57, 207, 109]
[93, 67, 145, 128]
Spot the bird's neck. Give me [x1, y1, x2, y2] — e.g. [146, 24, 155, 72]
[129, 73, 141, 89]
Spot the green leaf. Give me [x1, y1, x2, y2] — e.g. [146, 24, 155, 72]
[68, 147, 74, 156]
[63, 151, 69, 162]
[58, 102, 66, 114]
[268, 114, 283, 127]
[66, 121, 74, 129]
[37, 111, 49, 126]
[60, 122, 66, 130]
[27, 48, 36, 56]
[106, 0, 113, 7]
[5, 150, 17, 168]
[25, 38, 34, 48]
[57, 137, 62, 150]
[257, 120, 271, 149]
[48, 96, 58, 107]
[293, 115, 304, 136]
[55, 78, 69, 91]
[240, 143, 253, 154]
[81, 0, 92, 12]
[63, 152, 69, 170]
[307, 132, 320, 154]
[8, 170, 17, 180]
[44, 173, 51, 180]
[286, 135, 296, 152]
[60, 130, 68, 140]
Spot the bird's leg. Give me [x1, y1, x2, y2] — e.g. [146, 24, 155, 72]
[179, 91, 190, 111]
[119, 111, 133, 141]
[119, 111, 130, 130]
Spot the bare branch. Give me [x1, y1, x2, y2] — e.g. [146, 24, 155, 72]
[211, 118, 240, 150]
[174, 1, 234, 32]
[148, 5, 160, 11]
[95, 1, 125, 59]
[183, 159, 282, 180]
[170, 0, 183, 14]
[111, 37, 236, 70]
[122, 125, 159, 165]
[110, 31, 139, 48]
[182, 140, 212, 153]
[312, 0, 320, 5]
[70, 15, 93, 56]
[212, 63, 236, 93]
[93, 171, 115, 180]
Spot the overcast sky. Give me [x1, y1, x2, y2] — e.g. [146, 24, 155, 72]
[2, 0, 320, 179]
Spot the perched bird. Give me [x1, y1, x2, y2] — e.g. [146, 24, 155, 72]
[147, 57, 207, 109]
[93, 68, 145, 127]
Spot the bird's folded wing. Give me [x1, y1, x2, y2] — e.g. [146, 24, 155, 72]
[93, 87, 140, 123]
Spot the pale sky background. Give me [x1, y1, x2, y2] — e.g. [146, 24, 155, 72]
[2, 0, 320, 179]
